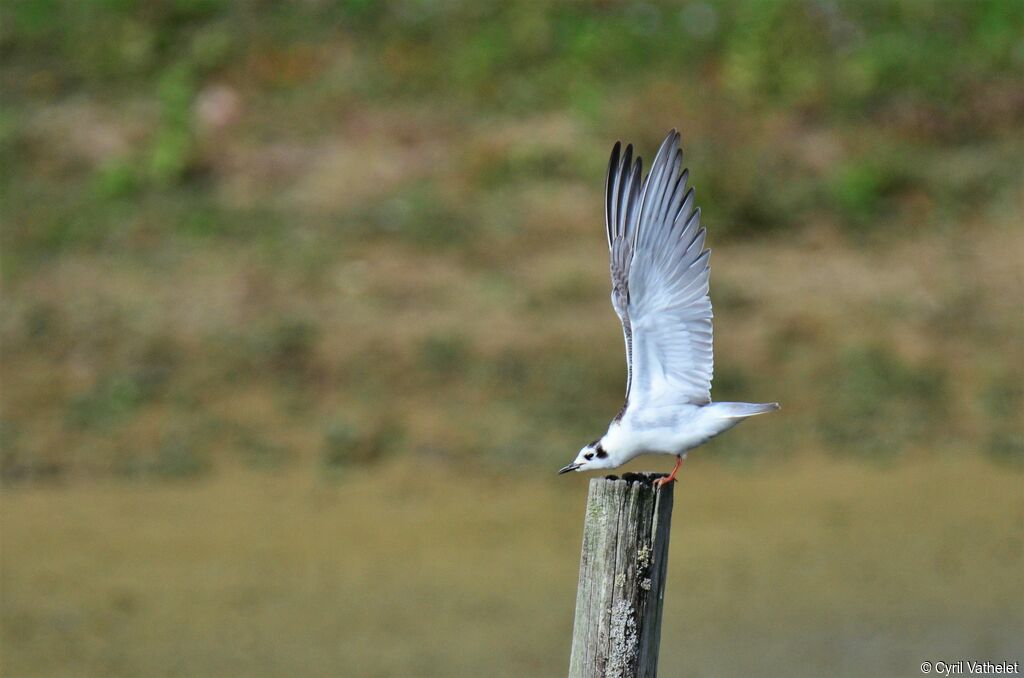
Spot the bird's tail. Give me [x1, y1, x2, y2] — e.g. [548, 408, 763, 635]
[711, 402, 781, 419]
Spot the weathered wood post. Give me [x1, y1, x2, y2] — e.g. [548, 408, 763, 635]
[568, 473, 675, 678]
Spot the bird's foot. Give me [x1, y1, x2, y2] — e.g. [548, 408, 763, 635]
[654, 455, 684, 488]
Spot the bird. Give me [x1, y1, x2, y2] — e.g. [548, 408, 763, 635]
[558, 130, 779, 486]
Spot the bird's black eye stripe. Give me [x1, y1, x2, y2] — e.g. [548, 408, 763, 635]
[595, 445, 608, 459]
[584, 452, 594, 460]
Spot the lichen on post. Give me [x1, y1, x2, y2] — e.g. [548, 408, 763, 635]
[567, 473, 675, 678]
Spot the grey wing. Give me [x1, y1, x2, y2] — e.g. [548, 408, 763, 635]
[605, 141, 643, 400]
[626, 130, 714, 408]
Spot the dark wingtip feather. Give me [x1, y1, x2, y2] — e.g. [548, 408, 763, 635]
[606, 142, 623, 246]
[607, 141, 622, 183]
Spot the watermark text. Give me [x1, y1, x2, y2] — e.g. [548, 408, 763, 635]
[921, 660, 1020, 676]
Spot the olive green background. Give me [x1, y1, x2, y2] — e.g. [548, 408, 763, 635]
[2, 2, 1022, 676]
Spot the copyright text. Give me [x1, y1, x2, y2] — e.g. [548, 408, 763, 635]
[921, 661, 1020, 676]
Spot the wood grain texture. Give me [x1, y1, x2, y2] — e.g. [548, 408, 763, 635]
[568, 473, 675, 678]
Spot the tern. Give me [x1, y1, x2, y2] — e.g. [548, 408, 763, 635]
[558, 130, 779, 486]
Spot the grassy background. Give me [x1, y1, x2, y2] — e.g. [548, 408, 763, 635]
[2, 1, 1023, 676]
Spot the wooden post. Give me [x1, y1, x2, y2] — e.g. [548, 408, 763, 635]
[568, 473, 675, 678]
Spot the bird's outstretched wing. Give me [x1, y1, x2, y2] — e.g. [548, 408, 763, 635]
[604, 130, 713, 411]
[605, 141, 643, 399]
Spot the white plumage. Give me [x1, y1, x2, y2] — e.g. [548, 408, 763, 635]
[559, 130, 779, 480]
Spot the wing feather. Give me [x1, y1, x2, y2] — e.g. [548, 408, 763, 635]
[605, 141, 643, 401]
[611, 130, 714, 408]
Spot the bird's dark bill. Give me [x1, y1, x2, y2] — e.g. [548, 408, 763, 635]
[558, 463, 582, 475]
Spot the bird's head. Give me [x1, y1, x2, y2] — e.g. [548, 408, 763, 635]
[558, 439, 615, 475]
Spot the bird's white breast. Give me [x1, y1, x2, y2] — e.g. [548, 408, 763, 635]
[606, 404, 735, 462]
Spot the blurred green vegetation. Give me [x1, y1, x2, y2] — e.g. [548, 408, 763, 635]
[2, 3, 1023, 676]
[2, 0, 1022, 482]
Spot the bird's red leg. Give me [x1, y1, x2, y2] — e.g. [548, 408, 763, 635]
[655, 455, 684, 488]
